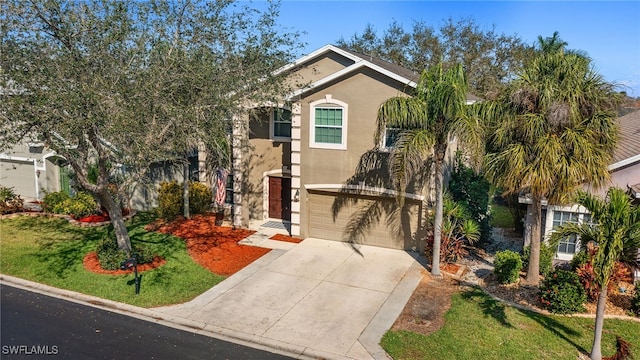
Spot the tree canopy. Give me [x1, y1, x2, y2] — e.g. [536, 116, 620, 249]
[0, 0, 302, 251]
[336, 18, 534, 99]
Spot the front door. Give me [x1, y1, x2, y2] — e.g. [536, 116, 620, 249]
[268, 176, 291, 220]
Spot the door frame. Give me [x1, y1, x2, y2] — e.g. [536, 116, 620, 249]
[262, 169, 291, 221]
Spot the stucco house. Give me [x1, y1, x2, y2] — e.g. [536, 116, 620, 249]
[230, 45, 478, 252]
[521, 109, 640, 271]
[0, 141, 70, 201]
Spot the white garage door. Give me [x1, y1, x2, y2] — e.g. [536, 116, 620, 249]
[0, 160, 36, 199]
[307, 192, 420, 250]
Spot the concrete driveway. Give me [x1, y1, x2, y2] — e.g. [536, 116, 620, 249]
[154, 237, 423, 360]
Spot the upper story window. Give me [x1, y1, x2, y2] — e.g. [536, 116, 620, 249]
[310, 95, 348, 150]
[271, 108, 292, 141]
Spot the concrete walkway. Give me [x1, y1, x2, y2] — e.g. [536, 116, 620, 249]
[154, 236, 424, 360]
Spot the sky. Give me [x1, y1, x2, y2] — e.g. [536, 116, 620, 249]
[260, 1, 640, 97]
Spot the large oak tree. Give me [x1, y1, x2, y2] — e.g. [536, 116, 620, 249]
[1, 0, 301, 253]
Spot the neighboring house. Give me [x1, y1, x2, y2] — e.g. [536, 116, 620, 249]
[230, 45, 478, 252]
[521, 110, 640, 271]
[0, 141, 69, 201]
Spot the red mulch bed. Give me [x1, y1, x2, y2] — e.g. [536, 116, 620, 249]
[83, 252, 166, 275]
[83, 214, 269, 276]
[154, 214, 269, 276]
[269, 234, 303, 243]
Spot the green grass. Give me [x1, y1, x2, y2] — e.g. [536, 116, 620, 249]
[0, 213, 224, 308]
[381, 287, 640, 360]
[490, 204, 515, 228]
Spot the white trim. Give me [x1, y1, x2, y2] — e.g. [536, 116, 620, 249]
[269, 107, 292, 142]
[0, 153, 35, 163]
[543, 204, 592, 261]
[273, 45, 363, 76]
[309, 96, 348, 150]
[287, 60, 416, 100]
[304, 183, 425, 201]
[609, 154, 640, 171]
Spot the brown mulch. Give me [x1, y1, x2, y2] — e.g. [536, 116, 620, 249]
[392, 264, 638, 337]
[83, 251, 166, 275]
[154, 214, 270, 276]
[269, 234, 304, 243]
[84, 213, 270, 277]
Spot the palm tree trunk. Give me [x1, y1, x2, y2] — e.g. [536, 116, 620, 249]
[525, 196, 542, 285]
[431, 157, 444, 276]
[590, 286, 608, 360]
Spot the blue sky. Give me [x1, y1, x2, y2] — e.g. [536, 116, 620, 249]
[261, 1, 640, 97]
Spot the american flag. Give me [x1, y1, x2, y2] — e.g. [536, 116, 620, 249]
[214, 168, 228, 206]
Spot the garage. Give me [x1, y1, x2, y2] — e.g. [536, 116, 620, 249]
[0, 159, 36, 199]
[307, 190, 422, 250]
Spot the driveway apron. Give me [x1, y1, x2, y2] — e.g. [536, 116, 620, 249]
[154, 238, 422, 360]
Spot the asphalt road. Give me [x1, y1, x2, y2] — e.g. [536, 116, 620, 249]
[0, 284, 294, 360]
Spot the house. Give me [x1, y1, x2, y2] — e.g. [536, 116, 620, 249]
[521, 110, 640, 272]
[0, 141, 69, 201]
[229, 45, 476, 252]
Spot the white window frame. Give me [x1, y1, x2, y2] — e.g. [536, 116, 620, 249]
[270, 107, 292, 142]
[381, 127, 404, 150]
[545, 205, 592, 260]
[309, 95, 348, 150]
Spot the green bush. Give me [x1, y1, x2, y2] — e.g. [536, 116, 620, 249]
[96, 231, 156, 270]
[43, 191, 96, 218]
[189, 182, 213, 214]
[494, 250, 523, 284]
[158, 181, 212, 220]
[569, 248, 590, 270]
[42, 191, 70, 213]
[521, 243, 555, 277]
[539, 269, 587, 314]
[631, 282, 640, 316]
[0, 186, 24, 214]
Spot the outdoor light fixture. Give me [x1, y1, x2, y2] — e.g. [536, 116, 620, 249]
[293, 189, 300, 202]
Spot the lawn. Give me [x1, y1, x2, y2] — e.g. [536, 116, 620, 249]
[0, 213, 225, 308]
[381, 287, 640, 360]
[490, 203, 515, 229]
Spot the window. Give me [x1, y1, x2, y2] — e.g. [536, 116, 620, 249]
[225, 175, 234, 205]
[553, 211, 583, 254]
[310, 96, 348, 150]
[271, 108, 292, 140]
[383, 128, 405, 149]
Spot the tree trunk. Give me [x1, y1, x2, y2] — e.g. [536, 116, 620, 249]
[96, 189, 132, 256]
[183, 158, 190, 219]
[590, 286, 608, 360]
[431, 156, 444, 276]
[524, 196, 542, 285]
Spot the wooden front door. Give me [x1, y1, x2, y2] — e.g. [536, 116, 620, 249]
[268, 176, 291, 220]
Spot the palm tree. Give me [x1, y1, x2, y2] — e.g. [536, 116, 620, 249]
[548, 188, 640, 360]
[375, 63, 482, 275]
[536, 31, 567, 54]
[483, 49, 620, 285]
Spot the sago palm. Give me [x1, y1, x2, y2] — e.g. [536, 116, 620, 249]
[548, 188, 640, 360]
[484, 50, 619, 285]
[375, 63, 482, 275]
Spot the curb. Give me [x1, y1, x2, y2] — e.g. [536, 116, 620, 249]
[0, 274, 319, 359]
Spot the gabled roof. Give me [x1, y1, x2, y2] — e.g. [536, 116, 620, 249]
[281, 44, 481, 102]
[609, 109, 640, 170]
[282, 44, 419, 99]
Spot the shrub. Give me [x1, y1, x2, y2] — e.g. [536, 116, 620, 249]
[0, 186, 24, 214]
[42, 191, 70, 213]
[158, 181, 183, 220]
[521, 242, 555, 277]
[96, 231, 156, 270]
[631, 282, 640, 316]
[494, 250, 523, 284]
[158, 181, 212, 220]
[189, 182, 213, 215]
[539, 269, 586, 314]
